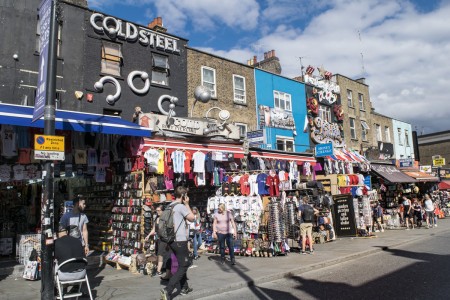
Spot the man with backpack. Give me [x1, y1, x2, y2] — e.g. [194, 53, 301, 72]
[160, 186, 195, 300]
[298, 197, 319, 254]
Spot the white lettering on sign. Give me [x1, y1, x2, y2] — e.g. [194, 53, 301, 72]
[304, 74, 340, 104]
[310, 117, 344, 147]
[90, 13, 180, 54]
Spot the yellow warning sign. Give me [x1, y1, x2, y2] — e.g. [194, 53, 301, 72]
[34, 135, 65, 152]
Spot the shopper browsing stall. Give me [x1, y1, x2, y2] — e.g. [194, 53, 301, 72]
[59, 194, 89, 255]
[298, 198, 319, 254]
[189, 207, 202, 260]
[213, 203, 237, 265]
[424, 194, 435, 228]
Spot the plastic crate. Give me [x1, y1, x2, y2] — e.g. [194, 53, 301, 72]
[16, 234, 41, 266]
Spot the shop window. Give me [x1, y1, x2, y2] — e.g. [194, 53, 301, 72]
[273, 91, 292, 111]
[350, 118, 356, 139]
[235, 123, 247, 138]
[347, 89, 353, 107]
[276, 137, 294, 152]
[358, 93, 364, 111]
[385, 126, 390, 142]
[201, 66, 216, 98]
[319, 105, 332, 123]
[233, 75, 246, 104]
[151, 53, 170, 86]
[101, 41, 122, 77]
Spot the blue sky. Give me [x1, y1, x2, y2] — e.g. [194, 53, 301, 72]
[89, 0, 450, 134]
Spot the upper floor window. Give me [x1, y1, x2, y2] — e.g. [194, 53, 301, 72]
[376, 124, 382, 141]
[274, 91, 291, 111]
[361, 120, 370, 141]
[276, 136, 294, 152]
[385, 126, 390, 142]
[201, 66, 216, 98]
[358, 93, 365, 111]
[405, 130, 410, 146]
[349, 118, 356, 139]
[151, 53, 170, 86]
[235, 123, 247, 138]
[347, 89, 353, 107]
[319, 105, 332, 123]
[101, 41, 122, 77]
[233, 75, 246, 104]
[397, 128, 402, 145]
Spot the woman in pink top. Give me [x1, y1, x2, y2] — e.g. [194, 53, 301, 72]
[213, 203, 237, 265]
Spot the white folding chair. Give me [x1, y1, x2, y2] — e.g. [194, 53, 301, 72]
[55, 257, 93, 300]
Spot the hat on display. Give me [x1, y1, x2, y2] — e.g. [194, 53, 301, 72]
[159, 193, 167, 202]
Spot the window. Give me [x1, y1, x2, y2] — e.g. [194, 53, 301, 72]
[376, 124, 382, 141]
[347, 89, 353, 107]
[151, 54, 170, 86]
[358, 93, 364, 111]
[405, 130, 410, 146]
[101, 41, 122, 76]
[235, 123, 247, 138]
[397, 128, 402, 145]
[361, 120, 369, 141]
[273, 91, 292, 111]
[276, 136, 294, 152]
[319, 105, 332, 123]
[201, 66, 216, 97]
[385, 126, 390, 142]
[233, 75, 246, 104]
[349, 118, 356, 139]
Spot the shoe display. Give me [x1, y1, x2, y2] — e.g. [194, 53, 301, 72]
[180, 287, 193, 295]
[160, 288, 170, 300]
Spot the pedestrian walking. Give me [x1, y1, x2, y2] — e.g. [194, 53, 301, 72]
[160, 186, 195, 300]
[424, 194, 435, 228]
[189, 207, 202, 260]
[213, 203, 237, 265]
[145, 205, 170, 277]
[412, 198, 423, 228]
[59, 194, 89, 255]
[298, 198, 319, 254]
[373, 202, 384, 232]
[402, 196, 413, 230]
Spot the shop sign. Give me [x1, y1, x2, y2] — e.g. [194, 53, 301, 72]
[247, 130, 264, 146]
[433, 158, 446, 166]
[420, 165, 432, 173]
[315, 143, 333, 157]
[399, 158, 413, 168]
[310, 117, 344, 147]
[304, 74, 340, 104]
[258, 106, 295, 130]
[364, 176, 372, 190]
[140, 113, 241, 140]
[89, 13, 180, 53]
[34, 135, 65, 151]
[332, 194, 357, 237]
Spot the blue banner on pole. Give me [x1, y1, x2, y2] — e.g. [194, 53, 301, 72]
[32, 0, 52, 122]
[315, 143, 333, 157]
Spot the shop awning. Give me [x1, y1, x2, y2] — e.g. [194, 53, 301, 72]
[371, 163, 417, 183]
[250, 150, 316, 164]
[438, 180, 450, 190]
[401, 170, 439, 182]
[326, 149, 369, 163]
[0, 103, 151, 137]
[143, 138, 245, 158]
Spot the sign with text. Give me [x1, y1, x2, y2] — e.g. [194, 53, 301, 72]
[315, 143, 333, 157]
[34, 134, 65, 160]
[247, 130, 264, 146]
[258, 105, 295, 130]
[399, 158, 414, 168]
[33, 0, 51, 122]
[332, 194, 357, 237]
[433, 158, 446, 167]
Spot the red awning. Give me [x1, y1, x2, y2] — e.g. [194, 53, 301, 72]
[250, 150, 315, 164]
[143, 138, 245, 158]
[438, 180, 450, 190]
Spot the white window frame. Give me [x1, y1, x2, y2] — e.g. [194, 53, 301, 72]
[201, 66, 216, 98]
[405, 130, 410, 146]
[397, 128, 402, 145]
[101, 41, 123, 77]
[319, 105, 332, 123]
[350, 118, 356, 139]
[376, 124, 382, 141]
[358, 93, 365, 111]
[233, 75, 246, 104]
[362, 124, 368, 141]
[385, 126, 390, 142]
[235, 123, 247, 138]
[276, 136, 295, 152]
[151, 53, 170, 86]
[273, 91, 292, 111]
[347, 89, 353, 107]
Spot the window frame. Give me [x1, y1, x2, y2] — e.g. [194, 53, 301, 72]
[319, 105, 332, 123]
[201, 66, 217, 98]
[376, 124, 382, 141]
[405, 129, 410, 146]
[151, 53, 170, 86]
[101, 41, 123, 77]
[347, 89, 353, 107]
[273, 91, 292, 111]
[358, 93, 365, 111]
[349, 118, 356, 139]
[235, 122, 248, 138]
[397, 128, 402, 145]
[385, 126, 390, 143]
[232, 75, 246, 104]
[276, 136, 295, 152]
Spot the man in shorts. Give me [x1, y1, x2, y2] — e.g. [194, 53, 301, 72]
[298, 198, 319, 254]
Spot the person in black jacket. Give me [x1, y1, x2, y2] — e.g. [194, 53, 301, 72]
[55, 225, 86, 281]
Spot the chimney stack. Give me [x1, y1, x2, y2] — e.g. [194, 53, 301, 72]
[253, 56, 257, 64]
[264, 52, 268, 59]
[271, 50, 275, 57]
[148, 17, 167, 33]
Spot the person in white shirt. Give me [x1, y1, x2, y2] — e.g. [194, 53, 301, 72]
[423, 194, 435, 228]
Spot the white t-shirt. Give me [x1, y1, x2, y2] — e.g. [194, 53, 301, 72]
[1, 125, 18, 157]
[144, 149, 160, 173]
[192, 151, 206, 173]
[424, 199, 434, 212]
[171, 150, 185, 173]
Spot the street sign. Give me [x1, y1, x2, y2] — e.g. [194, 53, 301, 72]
[34, 134, 65, 160]
[315, 143, 333, 157]
[32, 0, 52, 122]
[399, 158, 414, 168]
[433, 158, 446, 167]
[34, 150, 65, 161]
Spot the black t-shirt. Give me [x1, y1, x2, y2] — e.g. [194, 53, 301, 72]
[55, 236, 86, 272]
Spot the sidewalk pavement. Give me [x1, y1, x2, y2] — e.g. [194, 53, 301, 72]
[1, 219, 449, 300]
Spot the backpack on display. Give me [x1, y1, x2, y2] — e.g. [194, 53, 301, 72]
[302, 205, 314, 222]
[157, 203, 182, 243]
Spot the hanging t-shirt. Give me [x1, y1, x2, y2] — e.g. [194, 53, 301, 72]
[157, 149, 165, 174]
[184, 151, 192, 173]
[26, 164, 39, 180]
[256, 173, 269, 195]
[99, 150, 110, 166]
[16, 127, 30, 149]
[239, 173, 250, 196]
[144, 148, 160, 173]
[171, 150, 185, 173]
[248, 174, 258, 196]
[1, 125, 18, 157]
[87, 148, 98, 167]
[95, 166, 106, 183]
[18, 148, 31, 165]
[13, 164, 25, 180]
[266, 174, 280, 196]
[0, 164, 11, 181]
[192, 151, 206, 173]
[74, 150, 87, 165]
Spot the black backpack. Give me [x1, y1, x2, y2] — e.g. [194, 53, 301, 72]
[157, 203, 183, 243]
[302, 205, 315, 222]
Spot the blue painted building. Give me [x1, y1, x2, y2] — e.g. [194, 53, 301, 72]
[254, 69, 310, 152]
[392, 118, 415, 161]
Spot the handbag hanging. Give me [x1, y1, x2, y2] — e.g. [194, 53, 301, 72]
[164, 177, 174, 190]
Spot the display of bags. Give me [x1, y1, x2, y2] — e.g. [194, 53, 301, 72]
[165, 177, 174, 190]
